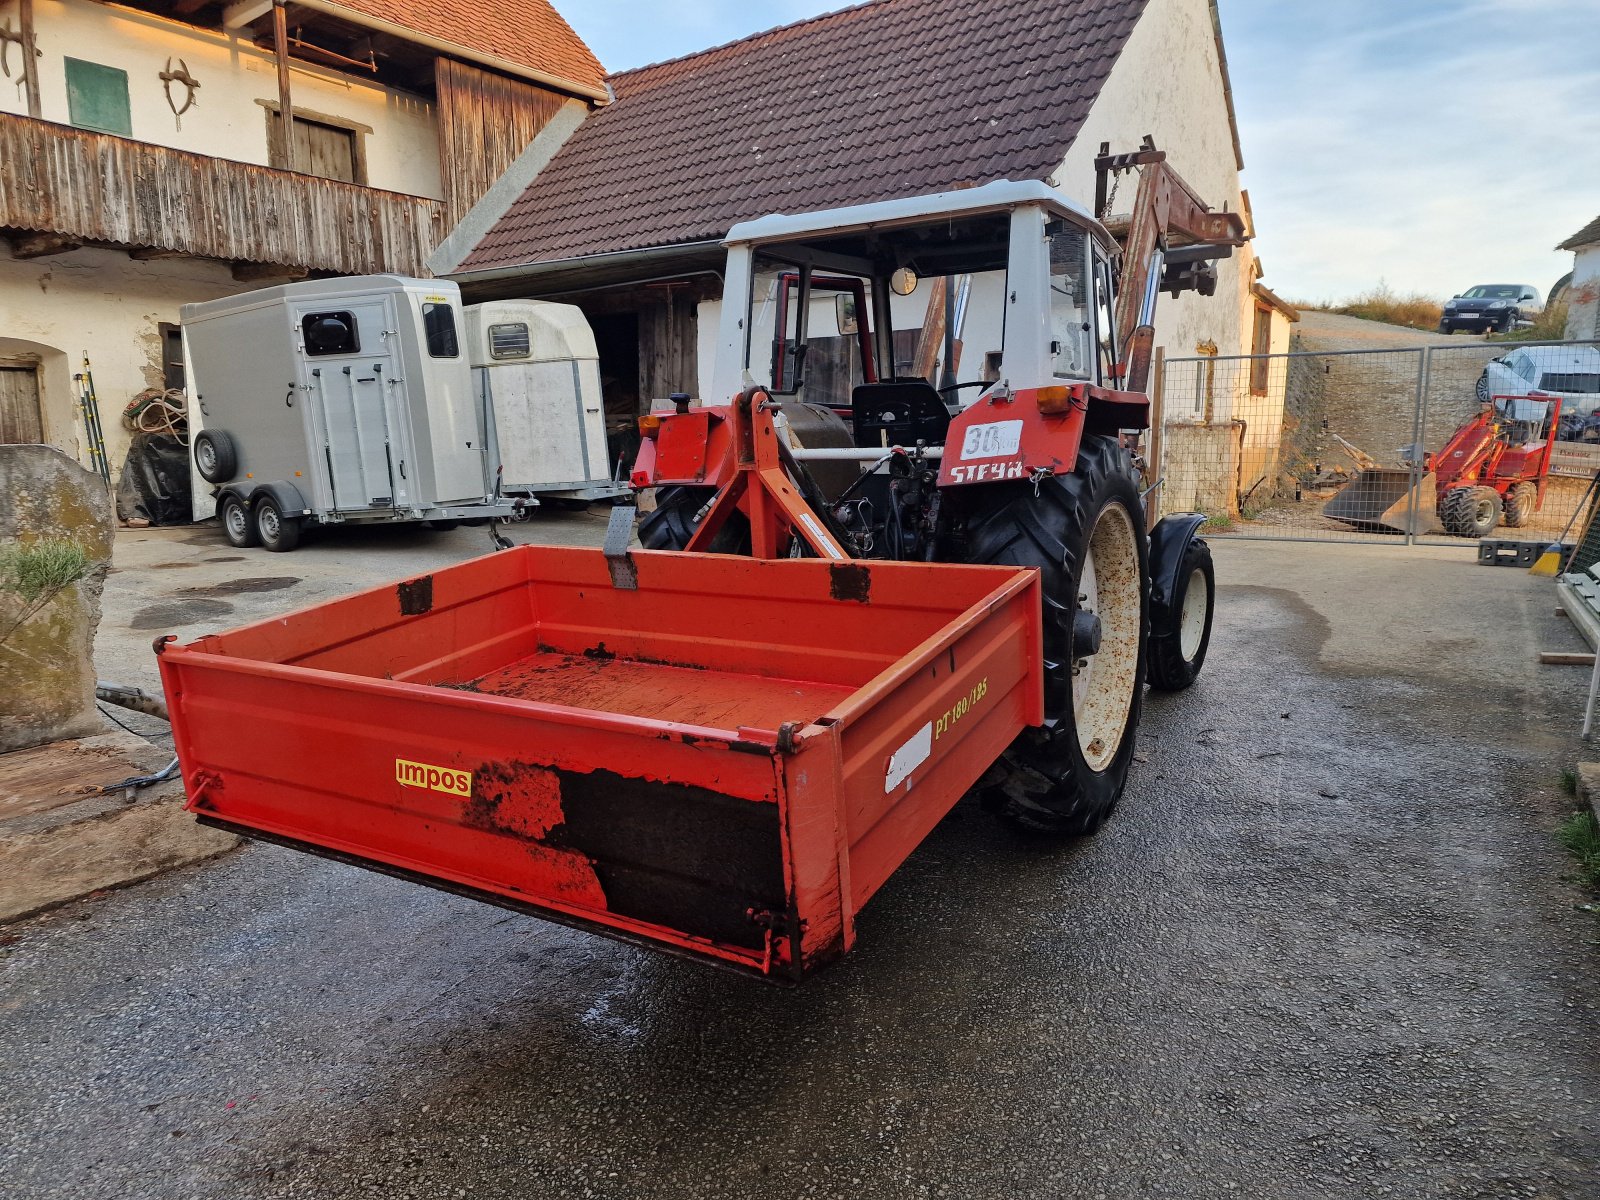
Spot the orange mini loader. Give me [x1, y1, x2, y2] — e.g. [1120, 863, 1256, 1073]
[157, 148, 1244, 982]
[1324, 395, 1561, 537]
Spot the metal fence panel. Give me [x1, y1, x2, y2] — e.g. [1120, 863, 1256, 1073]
[1159, 338, 1600, 546]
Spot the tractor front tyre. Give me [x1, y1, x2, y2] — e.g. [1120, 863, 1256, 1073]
[1439, 485, 1502, 537]
[1147, 537, 1214, 692]
[637, 485, 751, 553]
[1503, 481, 1536, 528]
[966, 435, 1148, 836]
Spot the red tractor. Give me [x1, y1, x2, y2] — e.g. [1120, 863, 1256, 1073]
[631, 147, 1245, 834]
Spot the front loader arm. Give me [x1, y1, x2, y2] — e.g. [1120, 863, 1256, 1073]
[1095, 140, 1248, 391]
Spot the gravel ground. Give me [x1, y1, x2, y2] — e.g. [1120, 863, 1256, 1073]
[3, 531, 1599, 1199]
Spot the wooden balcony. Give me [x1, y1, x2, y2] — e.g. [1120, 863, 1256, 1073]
[0, 113, 445, 277]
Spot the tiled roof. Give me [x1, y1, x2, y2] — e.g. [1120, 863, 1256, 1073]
[325, 0, 605, 95]
[460, 0, 1149, 273]
[1559, 215, 1600, 251]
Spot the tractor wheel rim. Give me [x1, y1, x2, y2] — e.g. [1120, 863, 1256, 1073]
[1073, 502, 1140, 773]
[259, 507, 279, 540]
[1476, 498, 1495, 523]
[1179, 566, 1207, 661]
[224, 504, 246, 539]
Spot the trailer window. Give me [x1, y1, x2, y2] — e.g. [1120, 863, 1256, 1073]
[423, 303, 459, 358]
[488, 322, 531, 360]
[301, 311, 360, 357]
[1049, 229, 1092, 379]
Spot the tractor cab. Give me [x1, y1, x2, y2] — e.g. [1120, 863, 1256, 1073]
[708, 180, 1125, 444]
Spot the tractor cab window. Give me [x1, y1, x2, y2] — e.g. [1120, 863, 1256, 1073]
[744, 210, 1012, 409]
[1093, 253, 1118, 384]
[1049, 228, 1092, 379]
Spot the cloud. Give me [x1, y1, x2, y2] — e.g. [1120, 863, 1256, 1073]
[1220, 0, 1600, 300]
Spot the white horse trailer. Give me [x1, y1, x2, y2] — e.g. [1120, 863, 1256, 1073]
[465, 300, 626, 504]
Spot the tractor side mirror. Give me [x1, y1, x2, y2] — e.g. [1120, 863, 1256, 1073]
[1120, 324, 1157, 394]
[835, 294, 858, 336]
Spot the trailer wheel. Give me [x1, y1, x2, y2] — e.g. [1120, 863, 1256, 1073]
[219, 493, 259, 548]
[254, 495, 302, 552]
[1439, 485, 1500, 537]
[638, 485, 750, 553]
[1503, 481, 1536, 528]
[193, 429, 238, 484]
[1147, 537, 1213, 692]
[966, 435, 1148, 835]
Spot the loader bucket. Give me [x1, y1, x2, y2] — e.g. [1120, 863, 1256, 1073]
[1323, 469, 1436, 535]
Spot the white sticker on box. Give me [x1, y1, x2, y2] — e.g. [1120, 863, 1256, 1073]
[885, 721, 933, 793]
[959, 420, 1023, 461]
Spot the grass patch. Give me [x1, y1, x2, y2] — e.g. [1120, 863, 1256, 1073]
[1558, 808, 1600, 893]
[1488, 300, 1570, 343]
[1201, 513, 1235, 532]
[0, 538, 92, 650]
[1561, 766, 1579, 796]
[1295, 281, 1443, 333]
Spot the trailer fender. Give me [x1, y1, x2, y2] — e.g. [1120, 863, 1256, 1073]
[1148, 512, 1207, 634]
[248, 480, 313, 518]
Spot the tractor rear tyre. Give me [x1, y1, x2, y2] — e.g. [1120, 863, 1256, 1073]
[966, 435, 1148, 836]
[1147, 537, 1214, 692]
[637, 485, 751, 553]
[1503, 481, 1536, 528]
[1439, 485, 1501, 537]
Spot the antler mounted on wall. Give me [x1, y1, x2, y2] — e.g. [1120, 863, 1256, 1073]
[159, 56, 200, 129]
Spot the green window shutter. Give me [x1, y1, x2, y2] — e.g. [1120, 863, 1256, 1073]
[64, 58, 132, 137]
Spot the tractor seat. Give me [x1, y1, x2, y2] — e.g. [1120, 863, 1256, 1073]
[851, 379, 951, 449]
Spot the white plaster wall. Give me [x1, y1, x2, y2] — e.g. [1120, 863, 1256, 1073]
[1053, 0, 1246, 367]
[1567, 245, 1600, 341]
[1, 0, 441, 198]
[0, 243, 248, 479]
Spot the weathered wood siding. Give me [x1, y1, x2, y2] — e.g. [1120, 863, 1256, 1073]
[435, 58, 565, 227]
[0, 114, 445, 276]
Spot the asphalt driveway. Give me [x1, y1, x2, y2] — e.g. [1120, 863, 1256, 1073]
[3, 528, 1598, 1199]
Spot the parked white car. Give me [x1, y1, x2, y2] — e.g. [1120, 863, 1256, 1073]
[1476, 345, 1600, 421]
[1441, 284, 1545, 334]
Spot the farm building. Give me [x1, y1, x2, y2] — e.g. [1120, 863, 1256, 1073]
[434, 0, 1294, 504]
[1561, 215, 1600, 342]
[0, 0, 604, 481]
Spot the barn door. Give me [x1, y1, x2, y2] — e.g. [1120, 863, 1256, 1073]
[0, 366, 44, 444]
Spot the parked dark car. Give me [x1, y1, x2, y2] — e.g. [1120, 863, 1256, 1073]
[1440, 284, 1544, 334]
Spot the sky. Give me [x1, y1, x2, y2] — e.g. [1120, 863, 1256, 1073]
[557, 0, 1600, 304]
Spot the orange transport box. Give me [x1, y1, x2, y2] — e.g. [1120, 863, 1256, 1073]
[156, 546, 1043, 982]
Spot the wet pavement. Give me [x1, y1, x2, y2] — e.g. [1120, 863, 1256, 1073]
[4, 533, 1600, 1199]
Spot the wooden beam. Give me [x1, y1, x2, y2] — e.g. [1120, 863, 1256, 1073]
[231, 260, 306, 283]
[18, 0, 41, 119]
[272, 0, 295, 172]
[221, 0, 273, 26]
[172, 0, 212, 13]
[1539, 651, 1595, 667]
[10, 232, 80, 259]
[128, 246, 189, 260]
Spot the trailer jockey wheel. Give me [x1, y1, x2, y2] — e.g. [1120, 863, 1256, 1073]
[1146, 538, 1214, 691]
[967, 434, 1149, 835]
[254, 495, 302, 553]
[218, 493, 259, 548]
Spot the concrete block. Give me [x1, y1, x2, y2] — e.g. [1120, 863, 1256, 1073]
[0, 445, 116, 754]
[0, 728, 238, 921]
